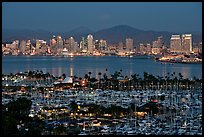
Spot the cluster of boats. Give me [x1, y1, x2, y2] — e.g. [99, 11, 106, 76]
[2, 83, 202, 135]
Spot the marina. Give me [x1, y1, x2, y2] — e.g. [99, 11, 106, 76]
[2, 71, 202, 135]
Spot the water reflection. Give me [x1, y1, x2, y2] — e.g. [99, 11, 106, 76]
[70, 64, 73, 77]
[2, 56, 202, 79]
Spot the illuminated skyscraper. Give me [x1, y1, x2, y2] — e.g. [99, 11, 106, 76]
[56, 36, 63, 46]
[118, 42, 124, 51]
[25, 40, 31, 54]
[36, 40, 41, 49]
[19, 40, 26, 54]
[125, 38, 133, 52]
[80, 37, 86, 52]
[64, 37, 77, 53]
[99, 40, 107, 51]
[50, 36, 57, 47]
[87, 34, 93, 54]
[182, 34, 192, 54]
[170, 35, 182, 53]
[157, 36, 163, 48]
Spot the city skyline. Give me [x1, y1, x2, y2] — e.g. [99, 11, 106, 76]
[2, 2, 202, 33]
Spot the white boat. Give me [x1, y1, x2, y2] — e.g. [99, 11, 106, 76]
[78, 131, 87, 135]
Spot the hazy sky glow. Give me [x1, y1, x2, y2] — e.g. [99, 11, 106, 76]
[2, 2, 202, 33]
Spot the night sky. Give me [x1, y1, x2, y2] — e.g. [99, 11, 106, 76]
[2, 2, 202, 33]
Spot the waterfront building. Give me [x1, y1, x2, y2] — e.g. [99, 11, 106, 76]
[36, 40, 41, 49]
[80, 37, 88, 53]
[146, 43, 152, 54]
[152, 36, 163, 54]
[62, 48, 68, 57]
[192, 42, 202, 54]
[126, 38, 133, 52]
[182, 34, 192, 54]
[117, 42, 125, 56]
[2, 44, 5, 52]
[25, 40, 32, 54]
[99, 40, 107, 51]
[198, 42, 202, 53]
[87, 34, 94, 54]
[35, 40, 47, 54]
[64, 37, 76, 53]
[157, 36, 163, 48]
[11, 40, 19, 50]
[94, 40, 100, 51]
[36, 39, 46, 49]
[56, 36, 63, 46]
[170, 35, 182, 53]
[19, 40, 27, 54]
[50, 36, 57, 47]
[40, 43, 48, 55]
[152, 41, 161, 54]
[139, 43, 146, 54]
[118, 42, 124, 51]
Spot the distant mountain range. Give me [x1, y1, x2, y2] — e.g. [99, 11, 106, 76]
[2, 25, 202, 45]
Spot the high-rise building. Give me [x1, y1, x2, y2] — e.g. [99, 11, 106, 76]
[56, 36, 63, 46]
[126, 38, 133, 52]
[50, 36, 57, 47]
[64, 37, 77, 53]
[146, 43, 152, 54]
[87, 34, 93, 54]
[25, 40, 31, 54]
[198, 42, 202, 53]
[19, 40, 27, 54]
[94, 40, 100, 51]
[170, 35, 182, 53]
[99, 40, 107, 51]
[157, 36, 163, 48]
[182, 34, 192, 54]
[118, 42, 124, 51]
[80, 37, 88, 52]
[139, 43, 146, 54]
[11, 40, 19, 50]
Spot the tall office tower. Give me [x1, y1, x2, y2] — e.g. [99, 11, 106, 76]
[139, 43, 146, 54]
[25, 40, 31, 53]
[64, 37, 76, 53]
[36, 40, 42, 49]
[125, 38, 133, 52]
[87, 34, 94, 54]
[50, 36, 57, 47]
[99, 40, 107, 51]
[94, 40, 100, 51]
[118, 42, 124, 51]
[146, 43, 152, 54]
[198, 42, 202, 53]
[36, 40, 47, 48]
[80, 37, 88, 52]
[157, 36, 163, 48]
[170, 35, 182, 53]
[56, 36, 63, 46]
[152, 41, 159, 54]
[11, 40, 19, 50]
[182, 34, 192, 54]
[19, 40, 27, 54]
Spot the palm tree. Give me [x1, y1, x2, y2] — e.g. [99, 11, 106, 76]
[105, 68, 108, 76]
[143, 72, 149, 90]
[98, 72, 102, 89]
[88, 72, 92, 79]
[178, 73, 183, 90]
[62, 73, 66, 80]
[88, 72, 92, 89]
[84, 74, 89, 79]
